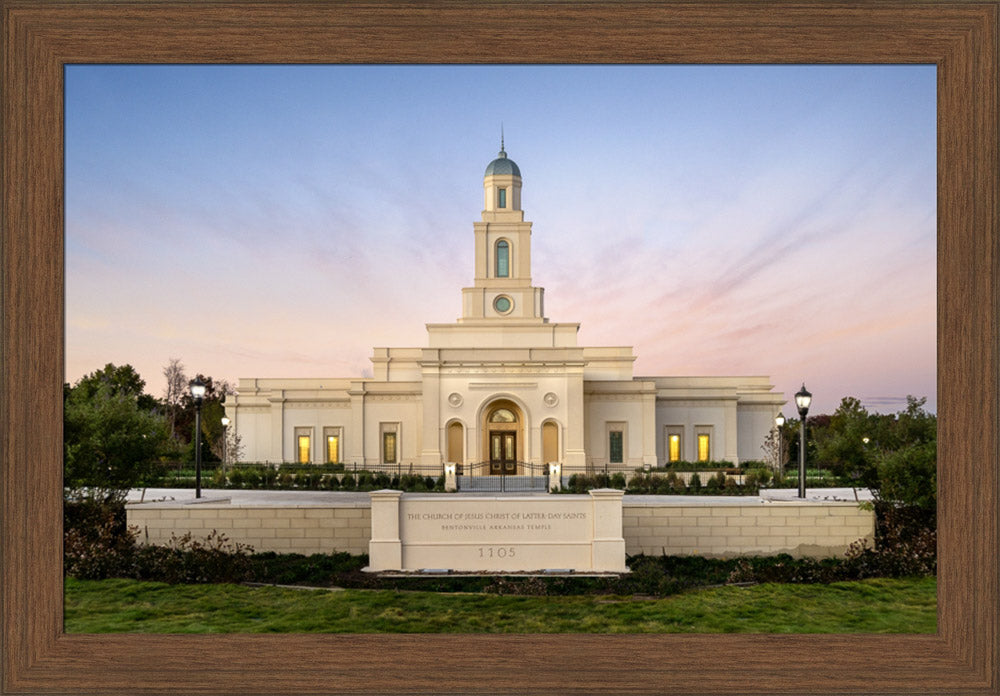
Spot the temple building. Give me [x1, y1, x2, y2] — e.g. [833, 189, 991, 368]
[226, 144, 784, 474]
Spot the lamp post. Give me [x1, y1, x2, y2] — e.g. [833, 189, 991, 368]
[221, 416, 230, 475]
[774, 413, 785, 484]
[189, 377, 206, 499]
[794, 383, 812, 499]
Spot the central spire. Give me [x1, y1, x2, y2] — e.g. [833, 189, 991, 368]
[461, 141, 543, 324]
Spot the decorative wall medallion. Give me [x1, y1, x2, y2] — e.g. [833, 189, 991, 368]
[448, 392, 463, 407]
[543, 392, 559, 407]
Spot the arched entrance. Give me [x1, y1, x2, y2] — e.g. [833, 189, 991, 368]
[481, 399, 524, 474]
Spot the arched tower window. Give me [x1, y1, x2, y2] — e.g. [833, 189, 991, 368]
[496, 240, 510, 277]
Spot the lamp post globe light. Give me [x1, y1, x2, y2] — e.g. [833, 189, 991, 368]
[221, 416, 230, 473]
[189, 377, 206, 499]
[774, 413, 785, 483]
[794, 383, 812, 499]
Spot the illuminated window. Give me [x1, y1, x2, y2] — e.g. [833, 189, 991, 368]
[498, 188, 506, 208]
[669, 434, 681, 462]
[496, 240, 509, 277]
[609, 431, 624, 464]
[297, 435, 310, 464]
[698, 434, 710, 462]
[326, 435, 340, 464]
[383, 432, 397, 464]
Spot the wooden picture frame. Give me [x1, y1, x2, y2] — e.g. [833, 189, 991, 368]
[2, 2, 997, 693]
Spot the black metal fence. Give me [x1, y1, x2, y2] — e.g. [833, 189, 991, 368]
[457, 461, 549, 492]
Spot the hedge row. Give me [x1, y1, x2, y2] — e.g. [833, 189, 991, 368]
[564, 470, 768, 495]
[155, 469, 446, 493]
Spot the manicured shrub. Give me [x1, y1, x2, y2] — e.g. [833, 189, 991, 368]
[688, 472, 702, 492]
[262, 468, 278, 487]
[228, 469, 245, 488]
[277, 472, 294, 489]
[704, 473, 721, 493]
[64, 500, 137, 580]
[374, 472, 391, 488]
[243, 469, 261, 489]
[610, 472, 627, 489]
[340, 473, 356, 490]
[131, 531, 255, 584]
[424, 476, 436, 490]
[745, 468, 771, 488]
[626, 474, 649, 493]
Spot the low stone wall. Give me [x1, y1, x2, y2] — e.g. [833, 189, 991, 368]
[623, 499, 873, 558]
[127, 496, 872, 560]
[127, 502, 371, 556]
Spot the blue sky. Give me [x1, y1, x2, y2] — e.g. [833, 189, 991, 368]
[65, 64, 936, 415]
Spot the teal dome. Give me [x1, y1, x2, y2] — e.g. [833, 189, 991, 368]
[484, 148, 521, 177]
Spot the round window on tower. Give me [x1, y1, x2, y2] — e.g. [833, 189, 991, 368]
[493, 295, 513, 314]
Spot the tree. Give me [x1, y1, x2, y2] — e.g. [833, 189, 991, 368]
[759, 428, 781, 482]
[877, 441, 936, 510]
[162, 358, 187, 441]
[173, 373, 234, 463]
[64, 366, 169, 503]
[803, 394, 936, 509]
[873, 397, 936, 510]
[223, 428, 244, 468]
[813, 397, 876, 486]
[71, 362, 159, 411]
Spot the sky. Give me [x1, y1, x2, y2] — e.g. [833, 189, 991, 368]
[64, 65, 936, 416]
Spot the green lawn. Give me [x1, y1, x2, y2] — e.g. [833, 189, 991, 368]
[65, 576, 936, 634]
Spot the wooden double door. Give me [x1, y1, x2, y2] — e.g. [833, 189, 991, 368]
[489, 432, 517, 474]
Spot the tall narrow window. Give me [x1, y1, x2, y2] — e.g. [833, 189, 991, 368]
[498, 188, 506, 208]
[326, 435, 340, 464]
[383, 432, 397, 464]
[698, 434, 711, 462]
[496, 240, 509, 277]
[668, 434, 681, 462]
[542, 421, 559, 463]
[297, 435, 310, 464]
[609, 431, 624, 464]
[447, 422, 464, 464]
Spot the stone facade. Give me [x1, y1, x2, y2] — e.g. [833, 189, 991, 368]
[622, 500, 874, 558]
[127, 497, 873, 560]
[129, 502, 372, 556]
[226, 146, 785, 474]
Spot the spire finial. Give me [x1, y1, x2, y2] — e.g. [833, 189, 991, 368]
[499, 123, 506, 158]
